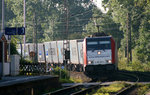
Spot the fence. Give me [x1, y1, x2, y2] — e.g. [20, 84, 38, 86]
[20, 63, 47, 75]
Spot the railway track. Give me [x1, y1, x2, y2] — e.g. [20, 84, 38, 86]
[43, 70, 150, 95]
[43, 85, 82, 95]
[43, 83, 101, 95]
[110, 71, 139, 95]
[71, 85, 100, 95]
[117, 71, 139, 82]
[90, 71, 140, 95]
[135, 72, 150, 82]
[118, 70, 150, 82]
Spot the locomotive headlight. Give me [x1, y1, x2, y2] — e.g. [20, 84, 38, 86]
[88, 61, 92, 64]
[108, 60, 112, 63]
[97, 51, 101, 55]
[107, 60, 112, 63]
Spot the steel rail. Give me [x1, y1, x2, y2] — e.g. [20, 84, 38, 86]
[71, 85, 100, 95]
[43, 85, 82, 95]
[112, 71, 139, 95]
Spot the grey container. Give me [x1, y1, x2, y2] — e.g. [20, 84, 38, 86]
[70, 40, 79, 64]
[77, 39, 84, 64]
[56, 40, 64, 63]
[38, 43, 45, 63]
[49, 41, 59, 63]
[24, 43, 35, 59]
[44, 42, 51, 63]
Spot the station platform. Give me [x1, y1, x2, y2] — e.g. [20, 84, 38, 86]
[0, 75, 61, 95]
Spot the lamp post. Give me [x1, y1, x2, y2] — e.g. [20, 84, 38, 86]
[23, 0, 26, 58]
[1, 0, 5, 77]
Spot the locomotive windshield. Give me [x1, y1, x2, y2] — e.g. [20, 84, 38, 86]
[86, 37, 111, 50]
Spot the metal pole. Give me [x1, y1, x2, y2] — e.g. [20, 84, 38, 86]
[2, 0, 4, 34]
[8, 42, 10, 62]
[23, 0, 26, 58]
[2, 42, 4, 76]
[1, 0, 5, 76]
[126, 13, 129, 64]
[35, 14, 38, 63]
[33, 12, 38, 62]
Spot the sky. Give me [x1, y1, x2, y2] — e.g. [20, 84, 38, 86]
[93, 0, 108, 13]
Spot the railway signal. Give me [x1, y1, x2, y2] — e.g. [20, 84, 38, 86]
[65, 50, 70, 60]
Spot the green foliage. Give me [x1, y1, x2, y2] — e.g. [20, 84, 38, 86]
[20, 58, 32, 64]
[138, 84, 150, 95]
[119, 58, 150, 72]
[59, 78, 73, 83]
[68, 32, 84, 40]
[10, 36, 19, 55]
[3, 0, 150, 65]
[52, 67, 69, 79]
[10, 43, 18, 55]
[5, 0, 93, 42]
[118, 50, 150, 72]
[134, 18, 150, 63]
[52, 67, 83, 83]
[70, 77, 83, 83]
[118, 49, 132, 70]
[94, 82, 129, 95]
[84, 8, 123, 48]
[102, 0, 150, 64]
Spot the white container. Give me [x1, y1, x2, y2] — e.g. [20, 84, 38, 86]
[10, 55, 20, 76]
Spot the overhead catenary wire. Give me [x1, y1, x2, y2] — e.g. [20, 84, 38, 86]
[4, 6, 94, 26]
[69, 9, 93, 19]
[5, 19, 120, 27]
[34, 27, 120, 34]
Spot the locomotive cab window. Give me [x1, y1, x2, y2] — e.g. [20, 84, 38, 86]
[86, 39, 111, 50]
[87, 42, 98, 45]
[99, 41, 110, 44]
[99, 41, 111, 49]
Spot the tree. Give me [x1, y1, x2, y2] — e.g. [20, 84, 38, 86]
[134, 0, 150, 63]
[84, 7, 123, 48]
[102, 0, 150, 63]
[102, 0, 139, 62]
[43, 0, 93, 40]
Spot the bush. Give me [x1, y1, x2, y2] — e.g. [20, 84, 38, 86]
[10, 42, 19, 55]
[70, 77, 83, 83]
[94, 82, 129, 94]
[20, 58, 32, 64]
[118, 49, 150, 72]
[131, 61, 143, 71]
[52, 67, 69, 79]
[118, 58, 132, 71]
[59, 78, 73, 83]
[138, 84, 150, 95]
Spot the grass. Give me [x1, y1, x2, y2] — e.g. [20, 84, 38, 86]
[59, 77, 83, 83]
[52, 67, 84, 83]
[137, 84, 150, 95]
[118, 50, 150, 72]
[93, 82, 130, 95]
[70, 77, 83, 83]
[59, 78, 74, 83]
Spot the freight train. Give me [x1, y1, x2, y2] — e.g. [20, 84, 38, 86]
[18, 33, 118, 75]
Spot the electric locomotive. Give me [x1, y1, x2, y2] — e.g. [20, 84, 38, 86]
[18, 33, 118, 76]
[83, 34, 118, 75]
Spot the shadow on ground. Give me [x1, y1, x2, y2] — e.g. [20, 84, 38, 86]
[83, 70, 150, 82]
